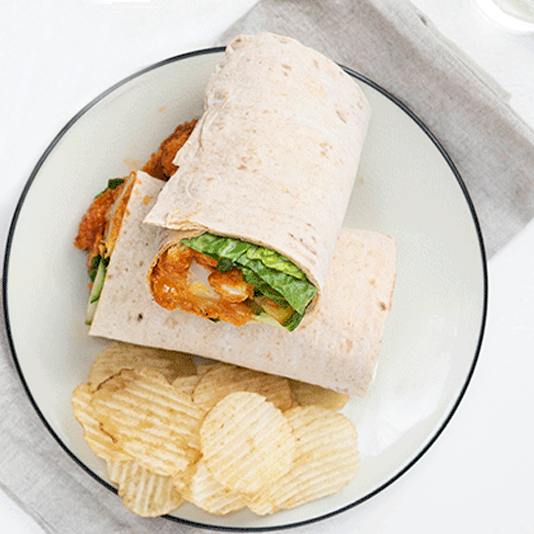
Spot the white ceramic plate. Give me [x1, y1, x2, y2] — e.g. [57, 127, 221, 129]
[3, 49, 487, 531]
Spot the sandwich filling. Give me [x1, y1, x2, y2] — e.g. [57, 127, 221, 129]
[74, 173, 136, 324]
[148, 234, 317, 331]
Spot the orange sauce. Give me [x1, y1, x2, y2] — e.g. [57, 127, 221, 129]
[103, 175, 135, 256]
[150, 245, 254, 327]
[74, 183, 126, 268]
[142, 120, 197, 180]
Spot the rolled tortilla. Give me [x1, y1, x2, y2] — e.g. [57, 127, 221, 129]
[144, 33, 371, 330]
[90, 171, 396, 396]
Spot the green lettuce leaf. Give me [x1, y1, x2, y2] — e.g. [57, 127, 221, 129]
[181, 233, 317, 322]
[239, 266, 289, 309]
[94, 177, 125, 199]
[182, 233, 249, 262]
[237, 253, 316, 315]
[282, 310, 305, 332]
[244, 247, 306, 280]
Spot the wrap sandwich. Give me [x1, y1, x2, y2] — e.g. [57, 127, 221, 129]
[144, 33, 372, 331]
[89, 171, 396, 397]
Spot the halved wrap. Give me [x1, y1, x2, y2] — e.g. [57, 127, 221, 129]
[89, 171, 396, 397]
[143, 33, 372, 331]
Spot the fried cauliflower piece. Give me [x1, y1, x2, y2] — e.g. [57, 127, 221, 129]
[149, 246, 254, 326]
[208, 269, 254, 304]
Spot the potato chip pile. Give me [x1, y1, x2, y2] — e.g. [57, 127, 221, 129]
[72, 342, 359, 518]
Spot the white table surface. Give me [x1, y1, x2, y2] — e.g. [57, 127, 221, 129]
[1, 1, 533, 532]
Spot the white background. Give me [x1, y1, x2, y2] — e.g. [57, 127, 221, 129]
[1, 0, 533, 532]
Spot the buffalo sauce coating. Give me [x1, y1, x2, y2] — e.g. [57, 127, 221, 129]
[103, 178, 135, 256]
[142, 120, 197, 180]
[73, 183, 126, 267]
[149, 244, 255, 327]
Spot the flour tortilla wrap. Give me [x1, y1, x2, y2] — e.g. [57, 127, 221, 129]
[144, 33, 372, 331]
[90, 171, 396, 396]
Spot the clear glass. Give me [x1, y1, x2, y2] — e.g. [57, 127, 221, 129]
[474, 0, 534, 32]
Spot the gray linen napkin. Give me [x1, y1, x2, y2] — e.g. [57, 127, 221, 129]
[220, 0, 534, 258]
[2, 1, 534, 533]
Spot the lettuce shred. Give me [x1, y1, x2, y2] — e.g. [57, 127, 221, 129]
[181, 233, 316, 331]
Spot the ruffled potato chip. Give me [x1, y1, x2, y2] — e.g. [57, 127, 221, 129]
[193, 364, 292, 412]
[91, 368, 204, 476]
[289, 379, 350, 410]
[246, 405, 359, 514]
[173, 460, 245, 515]
[106, 459, 183, 517]
[200, 391, 296, 495]
[171, 374, 202, 398]
[71, 383, 131, 461]
[196, 362, 226, 377]
[88, 341, 195, 391]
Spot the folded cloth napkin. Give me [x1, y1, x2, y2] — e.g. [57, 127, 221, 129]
[2, 1, 534, 533]
[220, 0, 534, 258]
